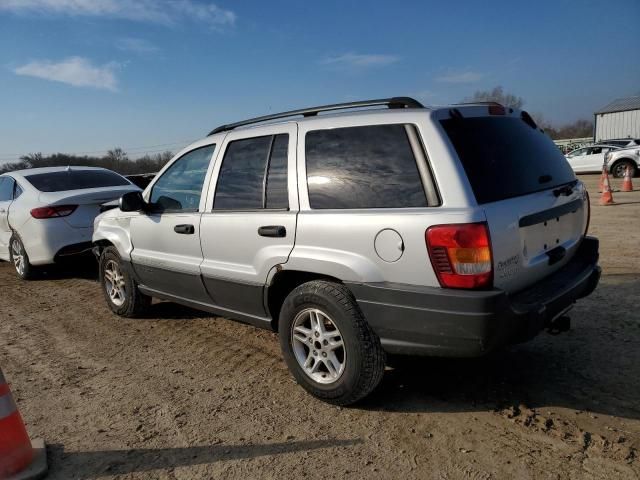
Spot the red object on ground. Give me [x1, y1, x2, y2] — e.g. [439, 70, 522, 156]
[598, 165, 607, 192]
[621, 165, 634, 192]
[0, 369, 47, 480]
[599, 170, 615, 205]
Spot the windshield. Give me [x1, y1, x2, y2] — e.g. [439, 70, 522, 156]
[441, 116, 576, 204]
[24, 170, 131, 192]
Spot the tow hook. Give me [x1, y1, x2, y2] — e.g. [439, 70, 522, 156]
[547, 315, 571, 335]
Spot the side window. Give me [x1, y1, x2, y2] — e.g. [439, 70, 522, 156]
[265, 134, 289, 209]
[0, 177, 15, 202]
[305, 124, 427, 209]
[590, 147, 602, 155]
[214, 134, 289, 210]
[13, 182, 23, 199]
[150, 144, 215, 212]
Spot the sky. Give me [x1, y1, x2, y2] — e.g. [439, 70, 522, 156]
[0, 0, 639, 164]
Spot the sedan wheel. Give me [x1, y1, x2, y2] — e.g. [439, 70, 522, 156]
[103, 259, 127, 307]
[9, 235, 33, 280]
[11, 238, 26, 276]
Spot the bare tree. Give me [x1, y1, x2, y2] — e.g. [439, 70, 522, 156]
[106, 148, 128, 171]
[464, 86, 525, 109]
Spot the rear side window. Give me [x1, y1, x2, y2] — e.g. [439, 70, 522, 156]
[214, 134, 289, 210]
[305, 124, 427, 209]
[24, 170, 130, 192]
[150, 144, 215, 212]
[441, 116, 576, 204]
[0, 177, 13, 201]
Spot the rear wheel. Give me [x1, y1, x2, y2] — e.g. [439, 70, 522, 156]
[611, 160, 636, 179]
[9, 235, 34, 280]
[99, 246, 150, 317]
[279, 280, 385, 405]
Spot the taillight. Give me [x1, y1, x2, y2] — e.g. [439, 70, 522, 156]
[488, 104, 505, 115]
[426, 223, 493, 289]
[30, 205, 78, 219]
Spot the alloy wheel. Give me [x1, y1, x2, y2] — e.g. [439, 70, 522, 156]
[291, 308, 346, 384]
[11, 239, 25, 276]
[104, 260, 127, 307]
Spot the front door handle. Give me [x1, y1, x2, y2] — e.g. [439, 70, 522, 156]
[258, 225, 286, 238]
[174, 224, 195, 235]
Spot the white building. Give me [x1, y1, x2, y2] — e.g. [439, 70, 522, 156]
[594, 96, 640, 141]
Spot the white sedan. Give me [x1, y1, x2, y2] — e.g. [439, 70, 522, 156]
[565, 145, 620, 173]
[0, 166, 140, 279]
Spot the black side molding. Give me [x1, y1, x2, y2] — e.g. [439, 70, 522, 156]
[519, 199, 582, 228]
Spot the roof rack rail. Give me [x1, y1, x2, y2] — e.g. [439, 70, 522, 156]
[453, 101, 505, 107]
[207, 97, 424, 135]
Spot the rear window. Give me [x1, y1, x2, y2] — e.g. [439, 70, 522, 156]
[24, 170, 130, 192]
[441, 116, 576, 204]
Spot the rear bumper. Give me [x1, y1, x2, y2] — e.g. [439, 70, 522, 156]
[21, 219, 93, 266]
[54, 242, 94, 261]
[347, 236, 601, 357]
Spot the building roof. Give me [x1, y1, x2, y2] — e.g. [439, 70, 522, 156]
[595, 96, 640, 115]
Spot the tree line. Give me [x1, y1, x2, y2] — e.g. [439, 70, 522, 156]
[465, 86, 594, 139]
[0, 148, 173, 175]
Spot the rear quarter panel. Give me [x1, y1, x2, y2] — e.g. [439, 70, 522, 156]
[288, 110, 484, 287]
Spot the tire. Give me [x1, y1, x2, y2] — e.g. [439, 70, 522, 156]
[279, 280, 385, 405]
[99, 246, 151, 317]
[8, 234, 35, 280]
[611, 160, 636, 179]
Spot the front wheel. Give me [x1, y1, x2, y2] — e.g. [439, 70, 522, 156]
[611, 160, 636, 179]
[99, 246, 151, 317]
[279, 280, 385, 405]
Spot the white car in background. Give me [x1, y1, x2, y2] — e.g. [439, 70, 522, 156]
[0, 166, 139, 279]
[565, 145, 620, 174]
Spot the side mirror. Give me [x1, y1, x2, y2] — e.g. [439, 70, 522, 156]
[120, 191, 146, 212]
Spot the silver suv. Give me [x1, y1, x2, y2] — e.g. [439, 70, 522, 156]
[93, 97, 601, 405]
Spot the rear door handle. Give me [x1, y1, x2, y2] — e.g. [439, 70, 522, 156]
[174, 224, 195, 235]
[258, 225, 286, 238]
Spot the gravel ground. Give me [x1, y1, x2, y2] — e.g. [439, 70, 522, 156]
[1, 173, 638, 479]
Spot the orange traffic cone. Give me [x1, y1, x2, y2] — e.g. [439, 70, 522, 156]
[599, 170, 615, 205]
[621, 165, 634, 192]
[0, 369, 47, 480]
[598, 165, 607, 192]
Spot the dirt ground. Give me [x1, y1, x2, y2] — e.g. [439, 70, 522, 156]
[1, 173, 639, 480]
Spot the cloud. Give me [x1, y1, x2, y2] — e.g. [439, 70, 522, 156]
[321, 53, 400, 69]
[115, 37, 159, 54]
[435, 70, 484, 84]
[13, 57, 119, 91]
[0, 0, 236, 28]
